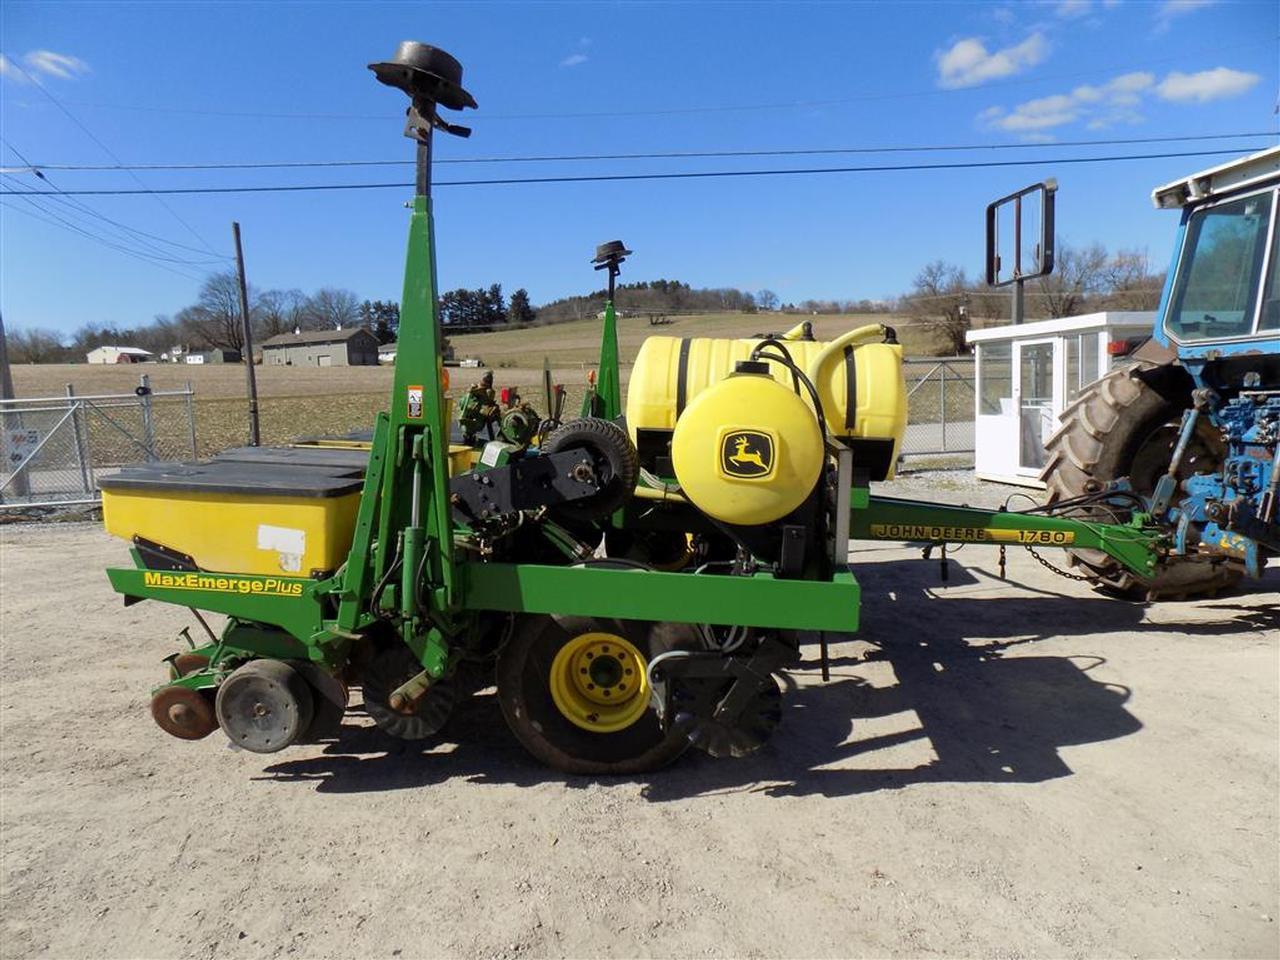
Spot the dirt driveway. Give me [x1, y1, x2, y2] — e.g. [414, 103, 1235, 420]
[2, 500, 1277, 959]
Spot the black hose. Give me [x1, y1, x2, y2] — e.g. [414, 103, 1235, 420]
[750, 347, 829, 444]
[751, 338, 802, 396]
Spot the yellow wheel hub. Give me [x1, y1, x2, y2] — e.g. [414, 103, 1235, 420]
[548, 632, 650, 733]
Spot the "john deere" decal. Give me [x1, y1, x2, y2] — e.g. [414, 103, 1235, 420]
[869, 523, 1075, 545]
[721, 431, 774, 479]
[142, 571, 305, 597]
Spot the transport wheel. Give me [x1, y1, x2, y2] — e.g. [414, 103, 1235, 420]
[542, 418, 639, 521]
[1041, 361, 1241, 598]
[215, 659, 315, 754]
[150, 685, 218, 740]
[496, 615, 693, 775]
[362, 644, 456, 740]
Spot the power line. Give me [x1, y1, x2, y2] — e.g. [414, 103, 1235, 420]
[1, 142, 227, 267]
[11, 131, 1276, 172]
[0, 51, 229, 259]
[0, 146, 1266, 196]
[0, 199, 206, 281]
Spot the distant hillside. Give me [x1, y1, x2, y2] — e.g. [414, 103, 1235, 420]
[536, 280, 757, 324]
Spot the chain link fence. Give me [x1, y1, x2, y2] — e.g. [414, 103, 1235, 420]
[1, 374, 197, 509]
[899, 356, 974, 465]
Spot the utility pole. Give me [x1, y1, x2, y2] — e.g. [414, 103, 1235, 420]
[0, 310, 14, 405]
[0, 311, 31, 497]
[232, 222, 261, 446]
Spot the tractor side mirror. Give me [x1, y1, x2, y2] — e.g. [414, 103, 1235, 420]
[986, 179, 1056, 287]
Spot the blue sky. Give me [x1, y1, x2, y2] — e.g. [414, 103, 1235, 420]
[1, 0, 1276, 336]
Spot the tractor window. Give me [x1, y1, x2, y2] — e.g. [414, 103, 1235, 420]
[1166, 190, 1273, 340]
[979, 342, 1012, 415]
[1261, 210, 1280, 332]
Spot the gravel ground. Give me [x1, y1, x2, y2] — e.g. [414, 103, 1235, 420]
[2, 473, 1277, 960]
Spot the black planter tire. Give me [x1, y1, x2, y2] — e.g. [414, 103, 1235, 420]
[496, 614, 695, 775]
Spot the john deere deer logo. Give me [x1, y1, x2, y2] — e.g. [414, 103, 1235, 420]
[721, 431, 774, 479]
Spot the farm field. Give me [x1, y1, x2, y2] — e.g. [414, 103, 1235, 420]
[8, 311, 962, 457]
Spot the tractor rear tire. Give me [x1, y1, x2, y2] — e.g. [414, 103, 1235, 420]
[496, 614, 693, 776]
[1041, 361, 1241, 598]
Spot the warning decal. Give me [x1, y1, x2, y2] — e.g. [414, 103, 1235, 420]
[407, 385, 424, 419]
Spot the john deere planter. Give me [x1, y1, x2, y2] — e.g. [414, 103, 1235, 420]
[103, 42, 1169, 774]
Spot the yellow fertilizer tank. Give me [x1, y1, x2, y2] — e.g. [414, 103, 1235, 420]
[101, 451, 365, 578]
[626, 323, 908, 481]
[671, 362, 825, 526]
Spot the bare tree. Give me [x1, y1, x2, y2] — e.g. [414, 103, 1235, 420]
[304, 288, 361, 330]
[257, 288, 309, 337]
[909, 260, 971, 354]
[1101, 249, 1163, 311]
[179, 272, 250, 352]
[1033, 240, 1109, 318]
[7, 327, 67, 363]
[756, 289, 780, 311]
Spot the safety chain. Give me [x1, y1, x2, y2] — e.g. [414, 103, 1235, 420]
[1025, 545, 1094, 582]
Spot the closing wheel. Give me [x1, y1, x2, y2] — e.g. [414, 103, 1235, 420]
[215, 659, 314, 754]
[496, 615, 693, 775]
[672, 674, 782, 759]
[150, 685, 218, 740]
[362, 644, 456, 740]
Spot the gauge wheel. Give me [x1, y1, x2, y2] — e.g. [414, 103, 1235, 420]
[214, 659, 314, 754]
[1041, 360, 1242, 598]
[496, 614, 694, 775]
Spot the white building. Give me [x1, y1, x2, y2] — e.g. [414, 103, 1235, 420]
[86, 345, 155, 364]
[966, 311, 1154, 487]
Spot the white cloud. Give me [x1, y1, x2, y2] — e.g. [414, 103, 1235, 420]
[980, 71, 1154, 132]
[1155, 67, 1259, 102]
[24, 49, 89, 79]
[936, 33, 1048, 88]
[1055, 0, 1092, 18]
[1155, 0, 1215, 31]
[981, 63, 1257, 133]
[0, 49, 90, 83]
[1157, 0, 1215, 18]
[559, 36, 591, 68]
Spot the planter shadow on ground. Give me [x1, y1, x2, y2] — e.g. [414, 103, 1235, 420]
[257, 559, 1275, 799]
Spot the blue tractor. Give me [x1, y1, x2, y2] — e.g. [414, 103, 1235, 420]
[1042, 146, 1280, 597]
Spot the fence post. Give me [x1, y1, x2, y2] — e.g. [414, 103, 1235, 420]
[139, 373, 157, 461]
[940, 362, 948, 453]
[185, 381, 198, 459]
[66, 384, 92, 493]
